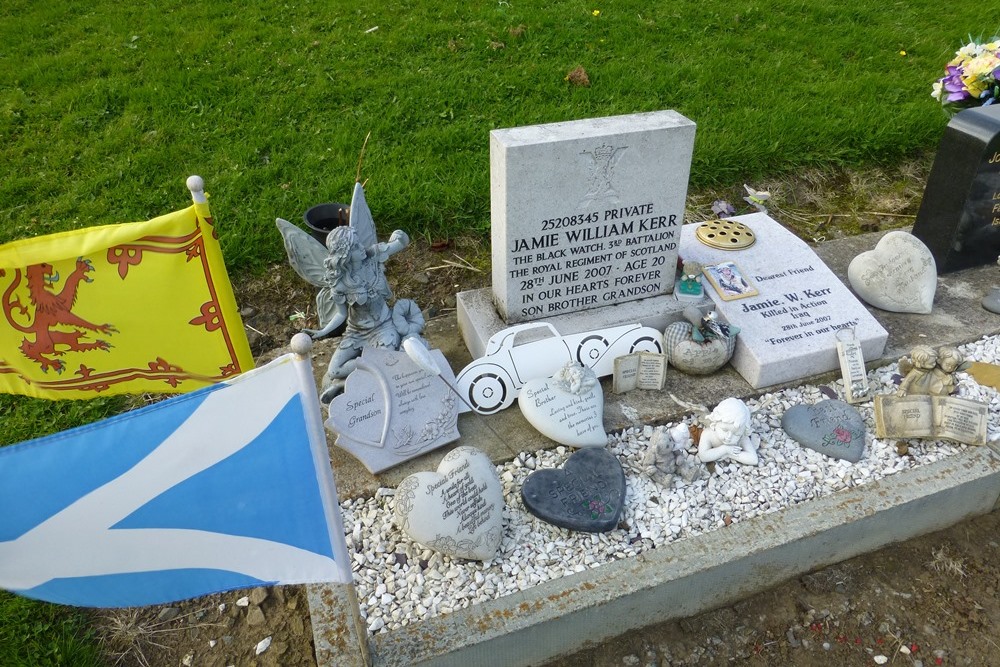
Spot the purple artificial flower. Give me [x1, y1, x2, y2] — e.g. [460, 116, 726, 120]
[711, 200, 736, 217]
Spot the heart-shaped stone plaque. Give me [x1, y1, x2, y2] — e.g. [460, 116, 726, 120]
[521, 448, 626, 532]
[780, 399, 866, 463]
[518, 363, 606, 447]
[663, 321, 736, 375]
[847, 231, 936, 314]
[394, 446, 504, 561]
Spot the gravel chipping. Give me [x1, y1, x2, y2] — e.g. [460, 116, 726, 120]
[341, 334, 1000, 636]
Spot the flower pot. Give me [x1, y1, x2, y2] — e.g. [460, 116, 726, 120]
[303, 203, 350, 244]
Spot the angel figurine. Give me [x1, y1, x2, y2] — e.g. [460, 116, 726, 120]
[896, 344, 966, 397]
[670, 394, 762, 466]
[276, 182, 427, 403]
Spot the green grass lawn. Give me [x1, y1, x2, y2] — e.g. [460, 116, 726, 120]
[0, 0, 992, 662]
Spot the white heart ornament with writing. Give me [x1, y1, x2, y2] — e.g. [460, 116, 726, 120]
[847, 231, 936, 314]
[518, 366, 606, 448]
[394, 446, 504, 561]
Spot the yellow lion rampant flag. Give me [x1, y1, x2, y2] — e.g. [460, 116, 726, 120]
[0, 177, 254, 399]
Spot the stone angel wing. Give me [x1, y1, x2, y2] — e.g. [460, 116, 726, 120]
[275, 218, 340, 328]
[275, 218, 329, 287]
[349, 181, 378, 250]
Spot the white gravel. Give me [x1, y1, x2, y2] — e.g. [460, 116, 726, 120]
[341, 334, 1000, 635]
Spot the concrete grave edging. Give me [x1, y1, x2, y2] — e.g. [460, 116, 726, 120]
[309, 444, 1000, 666]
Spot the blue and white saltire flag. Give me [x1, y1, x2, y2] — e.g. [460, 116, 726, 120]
[0, 347, 353, 607]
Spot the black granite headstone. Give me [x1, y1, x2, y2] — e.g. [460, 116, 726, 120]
[911, 105, 1000, 273]
[520, 448, 626, 533]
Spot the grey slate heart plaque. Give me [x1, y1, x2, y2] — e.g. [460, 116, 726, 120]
[780, 399, 866, 463]
[521, 448, 626, 532]
[326, 346, 460, 474]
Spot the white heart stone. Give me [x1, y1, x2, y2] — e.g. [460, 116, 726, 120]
[394, 446, 504, 561]
[847, 231, 936, 314]
[518, 367, 606, 447]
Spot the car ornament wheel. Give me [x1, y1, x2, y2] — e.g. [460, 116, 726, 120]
[467, 371, 509, 414]
[576, 334, 610, 366]
[630, 335, 663, 354]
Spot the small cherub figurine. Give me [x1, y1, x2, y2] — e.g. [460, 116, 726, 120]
[551, 361, 598, 395]
[896, 345, 937, 396]
[696, 398, 760, 466]
[930, 346, 964, 396]
[896, 345, 964, 397]
[642, 423, 704, 485]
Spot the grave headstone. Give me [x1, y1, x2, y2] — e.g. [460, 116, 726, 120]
[490, 110, 696, 324]
[679, 213, 888, 388]
[326, 347, 460, 474]
[847, 231, 936, 314]
[394, 446, 504, 561]
[911, 105, 1000, 273]
[521, 447, 626, 533]
[780, 400, 866, 463]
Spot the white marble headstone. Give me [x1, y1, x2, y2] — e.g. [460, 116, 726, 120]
[326, 347, 460, 474]
[679, 213, 887, 388]
[491, 111, 696, 323]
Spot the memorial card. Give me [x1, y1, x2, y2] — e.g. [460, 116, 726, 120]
[702, 261, 759, 301]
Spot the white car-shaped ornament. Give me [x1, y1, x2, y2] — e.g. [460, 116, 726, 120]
[455, 322, 663, 414]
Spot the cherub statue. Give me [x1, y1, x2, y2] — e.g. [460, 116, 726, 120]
[551, 361, 598, 395]
[697, 398, 760, 465]
[641, 423, 704, 485]
[896, 345, 965, 397]
[670, 394, 761, 466]
[277, 182, 427, 403]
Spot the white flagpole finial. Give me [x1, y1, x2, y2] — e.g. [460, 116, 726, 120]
[291, 333, 313, 357]
[186, 175, 207, 204]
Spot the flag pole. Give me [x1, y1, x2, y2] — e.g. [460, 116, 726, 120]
[290, 334, 372, 667]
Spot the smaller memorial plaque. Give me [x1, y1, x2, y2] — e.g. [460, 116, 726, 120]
[518, 364, 607, 448]
[521, 448, 626, 532]
[911, 105, 1000, 273]
[395, 446, 504, 561]
[847, 231, 936, 314]
[781, 400, 866, 463]
[326, 347, 460, 474]
[679, 213, 887, 388]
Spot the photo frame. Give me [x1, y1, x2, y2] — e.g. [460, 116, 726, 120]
[702, 261, 759, 301]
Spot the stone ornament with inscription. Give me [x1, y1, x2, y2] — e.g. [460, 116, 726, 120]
[662, 307, 737, 375]
[519, 362, 606, 447]
[491, 111, 695, 323]
[521, 448, 626, 533]
[326, 347, 460, 474]
[847, 231, 936, 314]
[679, 213, 887, 388]
[394, 446, 504, 561]
[874, 394, 987, 447]
[780, 400, 866, 463]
